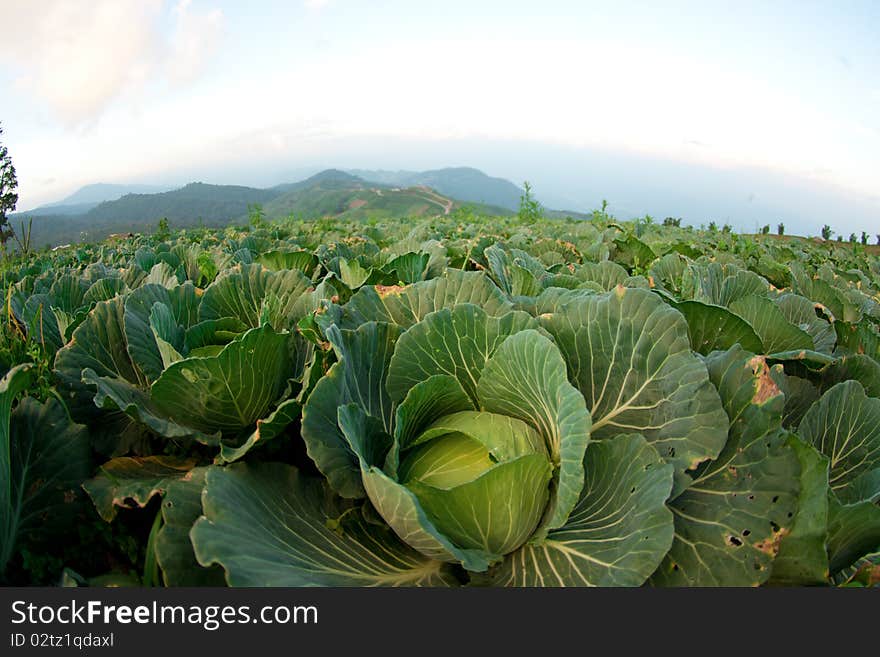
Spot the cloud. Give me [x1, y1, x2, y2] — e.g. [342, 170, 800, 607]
[166, 0, 225, 86]
[0, 0, 224, 125]
[0, 1, 161, 125]
[304, 0, 331, 10]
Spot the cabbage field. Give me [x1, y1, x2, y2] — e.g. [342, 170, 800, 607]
[1, 214, 879, 587]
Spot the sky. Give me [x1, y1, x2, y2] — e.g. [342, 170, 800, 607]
[0, 0, 878, 236]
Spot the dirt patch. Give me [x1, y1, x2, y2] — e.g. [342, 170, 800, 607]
[375, 285, 405, 297]
[754, 527, 789, 557]
[748, 356, 780, 405]
[349, 199, 368, 210]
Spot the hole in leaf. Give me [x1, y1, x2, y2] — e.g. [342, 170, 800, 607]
[771, 495, 779, 503]
[728, 536, 743, 547]
[742, 529, 751, 537]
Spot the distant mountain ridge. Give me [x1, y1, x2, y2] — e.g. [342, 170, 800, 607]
[27, 183, 174, 216]
[262, 171, 511, 221]
[51, 183, 173, 206]
[84, 182, 277, 224]
[270, 169, 368, 195]
[26, 202, 99, 217]
[348, 167, 525, 211]
[11, 167, 562, 249]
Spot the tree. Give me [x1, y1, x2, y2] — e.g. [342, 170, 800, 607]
[821, 225, 833, 240]
[761, 224, 770, 235]
[861, 232, 868, 245]
[708, 221, 717, 232]
[662, 217, 681, 227]
[0, 124, 18, 246]
[722, 223, 732, 234]
[155, 217, 171, 241]
[777, 223, 785, 236]
[518, 182, 543, 223]
[591, 198, 610, 222]
[248, 203, 266, 229]
[849, 233, 857, 244]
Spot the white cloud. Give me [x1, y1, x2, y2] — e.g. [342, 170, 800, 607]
[6, 23, 877, 215]
[255, 36, 878, 202]
[0, 0, 224, 125]
[166, 0, 224, 86]
[0, 1, 162, 125]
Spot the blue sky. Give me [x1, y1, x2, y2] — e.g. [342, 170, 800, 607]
[1, 0, 878, 235]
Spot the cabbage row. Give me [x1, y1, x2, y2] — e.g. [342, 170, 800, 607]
[1, 216, 878, 586]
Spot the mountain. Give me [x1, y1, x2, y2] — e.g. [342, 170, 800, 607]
[16, 167, 523, 248]
[26, 183, 173, 215]
[55, 183, 172, 205]
[19, 183, 174, 217]
[84, 182, 277, 224]
[270, 169, 366, 194]
[348, 167, 525, 211]
[263, 170, 511, 220]
[19, 182, 279, 248]
[25, 202, 100, 217]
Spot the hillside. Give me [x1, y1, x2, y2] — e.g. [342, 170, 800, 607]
[349, 167, 525, 210]
[51, 182, 172, 206]
[270, 168, 367, 194]
[23, 202, 98, 217]
[263, 170, 512, 220]
[19, 182, 279, 247]
[20, 183, 173, 216]
[85, 182, 277, 223]
[17, 170, 519, 248]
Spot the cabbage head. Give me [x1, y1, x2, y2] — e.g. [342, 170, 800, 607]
[192, 274, 812, 587]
